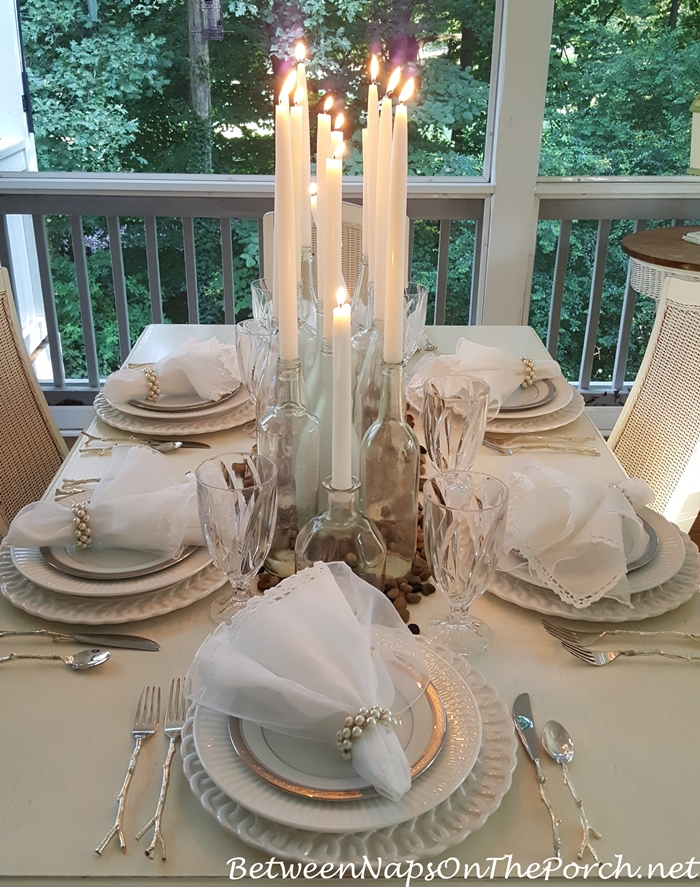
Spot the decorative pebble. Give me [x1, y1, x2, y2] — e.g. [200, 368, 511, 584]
[408, 623, 420, 635]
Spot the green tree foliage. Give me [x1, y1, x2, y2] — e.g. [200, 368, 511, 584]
[19, 0, 700, 382]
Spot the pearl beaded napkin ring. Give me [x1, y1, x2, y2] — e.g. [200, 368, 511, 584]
[336, 706, 397, 761]
[71, 501, 92, 548]
[520, 356, 536, 388]
[143, 366, 160, 401]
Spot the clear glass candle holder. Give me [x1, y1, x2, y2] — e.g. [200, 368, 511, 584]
[295, 477, 386, 589]
[359, 360, 420, 580]
[257, 358, 320, 578]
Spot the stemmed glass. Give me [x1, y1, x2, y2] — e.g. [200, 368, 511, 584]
[195, 452, 278, 624]
[235, 319, 271, 431]
[423, 375, 490, 471]
[423, 471, 508, 655]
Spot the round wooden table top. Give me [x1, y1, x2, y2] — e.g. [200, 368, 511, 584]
[621, 225, 700, 273]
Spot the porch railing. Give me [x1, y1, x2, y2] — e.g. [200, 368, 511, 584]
[1, 172, 700, 401]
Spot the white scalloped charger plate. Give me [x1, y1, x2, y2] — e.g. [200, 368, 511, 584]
[488, 533, 698, 622]
[0, 545, 226, 624]
[93, 391, 255, 437]
[182, 647, 517, 864]
[487, 387, 584, 433]
[11, 545, 213, 596]
[192, 644, 481, 833]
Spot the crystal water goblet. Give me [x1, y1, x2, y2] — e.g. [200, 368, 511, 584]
[423, 471, 508, 655]
[423, 375, 490, 471]
[195, 452, 278, 624]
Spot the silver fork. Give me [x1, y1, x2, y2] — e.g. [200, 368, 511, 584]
[542, 618, 700, 646]
[95, 686, 161, 855]
[136, 678, 187, 860]
[561, 641, 700, 666]
[483, 440, 600, 457]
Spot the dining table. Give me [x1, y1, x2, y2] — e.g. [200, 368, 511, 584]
[1, 323, 699, 887]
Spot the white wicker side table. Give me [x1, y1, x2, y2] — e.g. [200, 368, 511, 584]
[622, 225, 700, 299]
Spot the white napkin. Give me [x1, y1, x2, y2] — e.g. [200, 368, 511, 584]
[187, 561, 429, 802]
[103, 336, 240, 406]
[5, 446, 204, 554]
[407, 339, 561, 416]
[501, 458, 654, 608]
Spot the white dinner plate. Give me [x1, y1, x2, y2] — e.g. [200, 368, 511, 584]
[11, 544, 213, 596]
[182, 649, 518, 865]
[0, 544, 226, 624]
[499, 376, 573, 417]
[230, 666, 446, 800]
[487, 387, 584, 433]
[93, 391, 255, 437]
[114, 385, 246, 420]
[192, 644, 482, 833]
[40, 544, 197, 580]
[489, 532, 698, 622]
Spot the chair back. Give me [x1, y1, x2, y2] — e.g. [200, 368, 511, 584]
[0, 267, 67, 537]
[608, 276, 700, 531]
[262, 202, 364, 296]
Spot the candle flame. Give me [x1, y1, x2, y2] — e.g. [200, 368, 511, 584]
[323, 95, 334, 113]
[295, 42, 306, 62]
[336, 286, 347, 308]
[281, 71, 297, 101]
[370, 55, 379, 82]
[399, 77, 415, 103]
[334, 113, 344, 130]
[386, 67, 401, 96]
[333, 142, 345, 159]
[294, 87, 304, 106]
[309, 182, 318, 196]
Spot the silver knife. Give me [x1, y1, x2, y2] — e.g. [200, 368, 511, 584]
[513, 693, 561, 859]
[0, 629, 160, 651]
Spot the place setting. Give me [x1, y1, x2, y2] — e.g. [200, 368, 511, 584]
[0, 446, 228, 624]
[93, 334, 255, 437]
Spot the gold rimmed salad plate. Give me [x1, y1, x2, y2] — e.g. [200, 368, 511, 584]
[228, 680, 446, 801]
[127, 385, 241, 414]
[39, 544, 198, 580]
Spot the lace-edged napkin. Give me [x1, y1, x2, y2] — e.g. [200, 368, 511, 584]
[103, 336, 241, 406]
[407, 339, 561, 416]
[500, 458, 654, 608]
[5, 446, 204, 555]
[187, 562, 429, 802]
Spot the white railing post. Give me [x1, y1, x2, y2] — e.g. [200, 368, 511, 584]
[478, 0, 554, 325]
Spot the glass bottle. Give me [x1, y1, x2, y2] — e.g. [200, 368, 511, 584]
[295, 477, 386, 589]
[350, 255, 370, 336]
[359, 360, 419, 580]
[299, 246, 317, 332]
[258, 358, 320, 578]
[353, 316, 384, 442]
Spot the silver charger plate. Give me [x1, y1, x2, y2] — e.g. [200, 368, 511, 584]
[229, 675, 446, 801]
[128, 385, 240, 414]
[499, 379, 557, 413]
[39, 544, 198, 580]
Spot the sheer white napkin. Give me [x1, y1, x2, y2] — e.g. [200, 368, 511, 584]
[407, 339, 561, 415]
[187, 561, 429, 802]
[103, 336, 241, 406]
[6, 446, 204, 554]
[501, 458, 654, 608]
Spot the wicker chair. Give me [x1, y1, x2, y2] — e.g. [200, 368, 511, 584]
[262, 202, 364, 296]
[608, 276, 700, 532]
[0, 267, 68, 537]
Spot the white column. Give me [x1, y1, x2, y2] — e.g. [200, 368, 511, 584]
[478, 0, 554, 326]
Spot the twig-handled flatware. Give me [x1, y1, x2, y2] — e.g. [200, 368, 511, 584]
[422, 331, 438, 351]
[95, 686, 161, 855]
[484, 440, 600, 456]
[542, 720, 602, 862]
[0, 629, 160, 651]
[512, 693, 562, 859]
[0, 648, 110, 670]
[542, 618, 700, 646]
[136, 678, 187, 860]
[561, 641, 700, 665]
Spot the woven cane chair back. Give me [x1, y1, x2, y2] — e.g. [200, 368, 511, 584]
[262, 203, 364, 296]
[0, 267, 67, 537]
[608, 276, 700, 531]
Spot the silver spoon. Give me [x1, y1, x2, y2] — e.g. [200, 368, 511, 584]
[542, 720, 602, 862]
[151, 441, 183, 453]
[0, 648, 111, 670]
